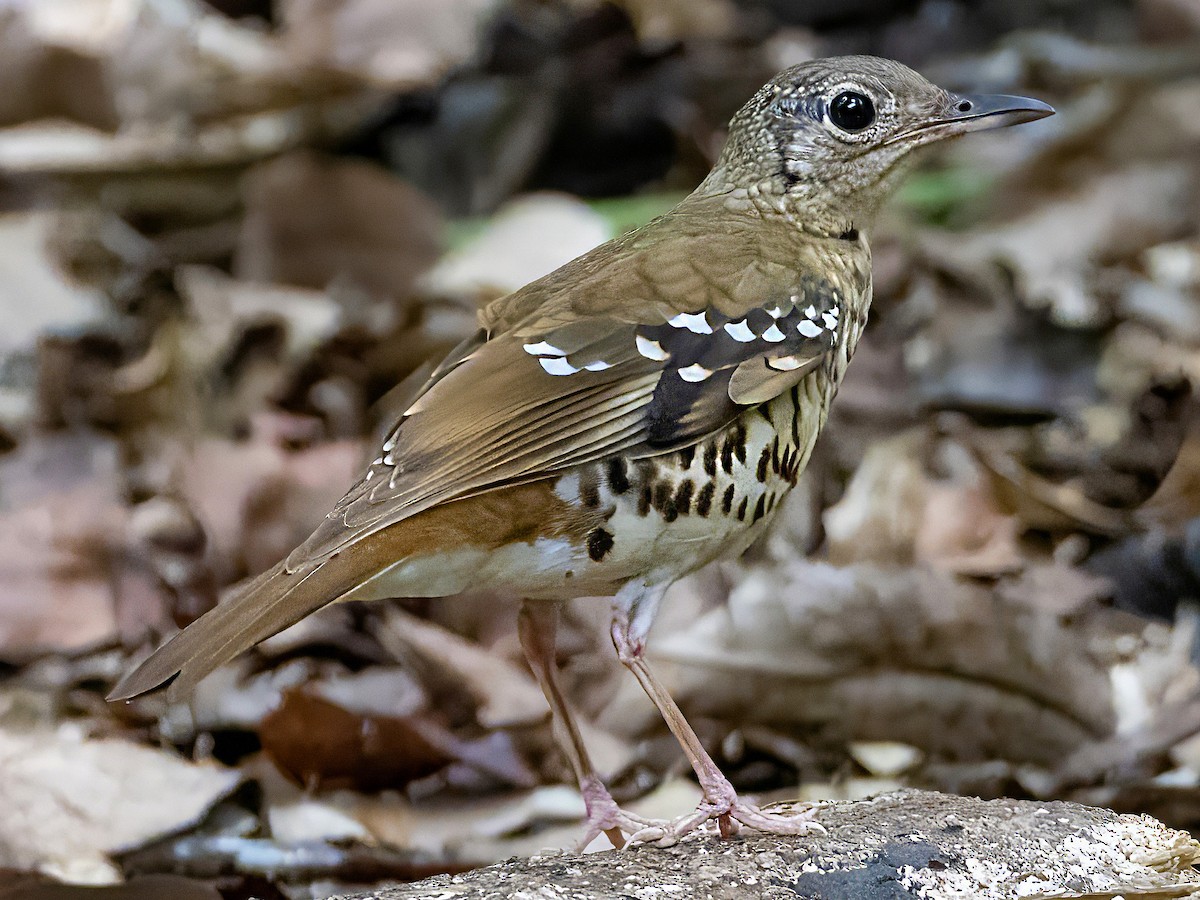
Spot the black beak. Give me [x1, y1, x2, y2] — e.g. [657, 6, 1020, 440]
[941, 92, 1056, 132]
[888, 90, 1055, 147]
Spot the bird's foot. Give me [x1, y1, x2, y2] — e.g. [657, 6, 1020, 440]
[628, 783, 827, 848]
[576, 775, 667, 851]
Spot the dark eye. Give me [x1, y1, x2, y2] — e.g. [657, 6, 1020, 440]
[828, 91, 875, 132]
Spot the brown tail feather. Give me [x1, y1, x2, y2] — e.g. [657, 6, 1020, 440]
[108, 553, 365, 702]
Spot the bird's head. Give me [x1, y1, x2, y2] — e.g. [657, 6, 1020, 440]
[705, 55, 1054, 235]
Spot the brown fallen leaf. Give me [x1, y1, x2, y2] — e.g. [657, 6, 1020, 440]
[175, 428, 362, 582]
[235, 152, 444, 299]
[259, 690, 455, 792]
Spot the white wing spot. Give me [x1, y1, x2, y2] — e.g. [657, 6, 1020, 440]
[765, 304, 785, 318]
[669, 311, 713, 334]
[635, 334, 670, 360]
[822, 312, 838, 330]
[371, 457, 384, 466]
[523, 340, 566, 356]
[762, 324, 786, 343]
[723, 320, 756, 343]
[540, 356, 580, 376]
[583, 359, 613, 371]
[768, 355, 806, 371]
[382, 434, 396, 451]
[797, 319, 823, 338]
[677, 363, 713, 382]
[804, 305, 817, 318]
[829, 306, 840, 319]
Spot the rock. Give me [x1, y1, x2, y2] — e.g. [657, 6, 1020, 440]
[323, 790, 1200, 900]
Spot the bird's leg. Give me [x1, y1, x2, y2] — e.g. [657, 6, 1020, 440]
[517, 601, 663, 850]
[610, 587, 825, 844]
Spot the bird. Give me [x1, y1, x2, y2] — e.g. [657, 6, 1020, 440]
[110, 56, 1053, 849]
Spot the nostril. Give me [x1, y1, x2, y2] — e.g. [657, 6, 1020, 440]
[956, 99, 973, 113]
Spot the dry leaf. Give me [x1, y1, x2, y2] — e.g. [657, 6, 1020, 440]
[0, 435, 128, 656]
[379, 609, 548, 730]
[235, 152, 444, 298]
[280, 0, 505, 88]
[0, 727, 240, 878]
[258, 690, 455, 792]
[651, 561, 1115, 764]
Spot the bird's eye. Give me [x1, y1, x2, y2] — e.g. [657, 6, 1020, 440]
[828, 91, 875, 132]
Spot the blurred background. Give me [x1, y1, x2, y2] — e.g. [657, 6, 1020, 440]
[1, 0, 1199, 897]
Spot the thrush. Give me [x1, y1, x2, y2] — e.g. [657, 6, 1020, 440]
[111, 56, 1052, 848]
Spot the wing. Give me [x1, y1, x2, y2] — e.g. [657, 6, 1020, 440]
[286, 273, 848, 570]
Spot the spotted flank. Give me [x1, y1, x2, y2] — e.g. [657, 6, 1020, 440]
[534, 380, 822, 598]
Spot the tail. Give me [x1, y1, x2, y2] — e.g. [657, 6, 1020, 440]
[108, 552, 367, 703]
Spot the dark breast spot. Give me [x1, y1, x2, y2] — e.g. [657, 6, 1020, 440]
[637, 484, 652, 516]
[675, 480, 695, 515]
[722, 484, 736, 515]
[587, 528, 615, 562]
[653, 482, 678, 522]
[786, 449, 802, 485]
[720, 438, 734, 474]
[703, 441, 718, 477]
[756, 446, 771, 483]
[696, 482, 715, 517]
[606, 457, 631, 494]
[752, 494, 767, 523]
[736, 496, 749, 521]
[678, 446, 696, 470]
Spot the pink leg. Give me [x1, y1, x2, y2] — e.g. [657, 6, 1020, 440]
[517, 601, 664, 849]
[610, 586, 825, 844]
